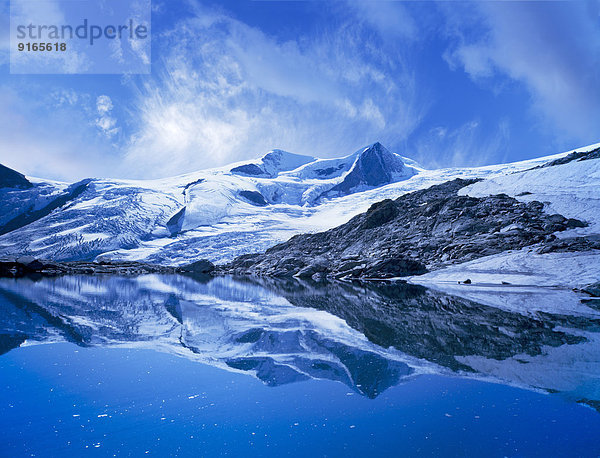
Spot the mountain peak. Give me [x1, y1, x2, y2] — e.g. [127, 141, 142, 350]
[358, 142, 394, 161]
[364, 141, 386, 151]
[321, 143, 414, 198]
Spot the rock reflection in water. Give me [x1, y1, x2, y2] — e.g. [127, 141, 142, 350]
[0, 274, 599, 405]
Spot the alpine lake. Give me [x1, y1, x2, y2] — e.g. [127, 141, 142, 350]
[1, 274, 599, 457]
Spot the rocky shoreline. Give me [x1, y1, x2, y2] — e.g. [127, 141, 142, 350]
[0, 257, 215, 278]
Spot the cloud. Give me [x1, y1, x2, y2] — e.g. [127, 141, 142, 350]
[121, 1, 426, 178]
[95, 95, 119, 138]
[443, 2, 600, 145]
[412, 118, 510, 169]
[344, 0, 417, 41]
[96, 95, 113, 114]
[0, 1, 9, 67]
[0, 86, 120, 181]
[10, 1, 594, 181]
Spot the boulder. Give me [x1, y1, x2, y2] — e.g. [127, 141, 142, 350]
[363, 200, 398, 229]
[182, 259, 215, 274]
[295, 257, 330, 278]
[16, 256, 47, 271]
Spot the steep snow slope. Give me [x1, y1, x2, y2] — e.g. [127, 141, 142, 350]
[460, 149, 600, 234]
[0, 178, 182, 261]
[0, 141, 597, 265]
[320, 142, 414, 198]
[99, 142, 600, 265]
[0, 143, 419, 263]
[0, 177, 70, 235]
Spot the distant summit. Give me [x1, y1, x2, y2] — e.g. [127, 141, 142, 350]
[0, 164, 32, 189]
[321, 142, 414, 198]
[231, 149, 316, 178]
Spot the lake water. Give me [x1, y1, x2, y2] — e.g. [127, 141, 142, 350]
[1, 275, 599, 456]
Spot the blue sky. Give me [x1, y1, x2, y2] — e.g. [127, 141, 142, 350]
[0, 0, 599, 181]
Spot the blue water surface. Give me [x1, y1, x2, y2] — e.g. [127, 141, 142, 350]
[0, 274, 599, 457]
[1, 343, 599, 457]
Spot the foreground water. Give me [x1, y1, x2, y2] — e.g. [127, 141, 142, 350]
[1, 275, 599, 456]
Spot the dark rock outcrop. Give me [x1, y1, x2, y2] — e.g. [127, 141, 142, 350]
[180, 259, 215, 274]
[223, 178, 588, 279]
[239, 190, 268, 206]
[166, 207, 186, 235]
[0, 164, 32, 189]
[538, 147, 600, 168]
[230, 163, 266, 177]
[538, 235, 600, 254]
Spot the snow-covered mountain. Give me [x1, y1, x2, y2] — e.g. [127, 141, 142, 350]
[0, 142, 415, 263]
[0, 141, 599, 268]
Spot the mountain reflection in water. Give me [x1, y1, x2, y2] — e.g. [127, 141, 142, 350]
[0, 274, 599, 407]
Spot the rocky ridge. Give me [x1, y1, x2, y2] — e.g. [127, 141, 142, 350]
[536, 146, 600, 169]
[223, 179, 589, 279]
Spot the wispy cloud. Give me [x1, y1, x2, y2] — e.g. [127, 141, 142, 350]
[122, 0, 426, 178]
[2, 0, 597, 181]
[95, 95, 120, 138]
[9, 0, 91, 73]
[412, 118, 510, 169]
[0, 86, 120, 180]
[442, 1, 600, 146]
[344, 0, 417, 41]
